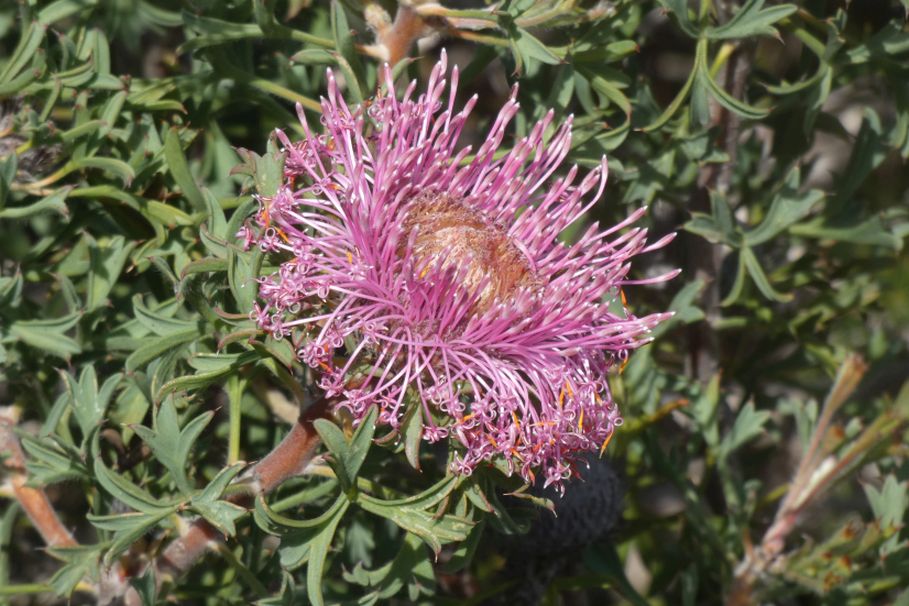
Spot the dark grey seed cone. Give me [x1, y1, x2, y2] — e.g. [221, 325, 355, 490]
[486, 455, 624, 605]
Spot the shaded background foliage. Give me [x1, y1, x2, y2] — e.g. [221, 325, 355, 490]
[1, 0, 908, 604]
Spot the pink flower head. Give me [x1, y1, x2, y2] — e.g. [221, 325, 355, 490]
[248, 51, 677, 490]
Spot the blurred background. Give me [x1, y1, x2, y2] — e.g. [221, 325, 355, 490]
[1, 1, 908, 604]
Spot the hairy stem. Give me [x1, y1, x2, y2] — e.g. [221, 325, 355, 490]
[0, 411, 77, 550]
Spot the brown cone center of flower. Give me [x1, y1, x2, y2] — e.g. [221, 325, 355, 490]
[400, 191, 537, 311]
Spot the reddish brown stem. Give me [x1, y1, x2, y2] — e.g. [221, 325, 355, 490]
[1, 412, 77, 549]
[382, 5, 426, 67]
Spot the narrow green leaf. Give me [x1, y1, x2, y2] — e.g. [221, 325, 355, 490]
[330, 1, 364, 101]
[706, 0, 797, 40]
[657, 0, 699, 38]
[72, 156, 136, 185]
[306, 498, 350, 606]
[87, 236, 135, 311]
[698, 46, 769, 119]
[719, 401, 771, 459]
[314, 418, 353, 492]
[642, 39, 705, 131]
[132, 400, 213, 494]
[163, 127, 206, 215]
[38, 0, 98, 25]
[742, 246, 792, 302]
[0, 189, 68, 219]
[125, 327, 200, 372]
[98, 90, 127, 137]
[720, 250, 748, 307]
[132, 295, 197, 335]
[358, 495, 473, 556]
[402, 405, 423, 470]
[227, 248, 262, 313]
[98, 509, 174, 566]
[745, 170, 824, 245]
[0, 22, 45, 85]
[10, 313, 82, 357]
[93, 459, 170, 514]
[790, 217, 901, 250]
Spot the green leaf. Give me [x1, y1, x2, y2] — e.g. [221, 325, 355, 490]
[10, 313, 82, 357]
[306, 497, 350, 606]
[864, 475, 909, 555]
[745, 169, 824, 245]
[228, 248, 262, 313]
[363, 475, 459, 510]
[202, 188, 228, 243]
[314, 406, 377, 493]
[718, 401, 770, 459]
[290, 49, 335, 65]
[190, 464, 247, 536]
[179, 12, 265, 53]
[657, 0, 699, 38]
[87, 236, 136, 311]
[402, 405, 423, 470]
[0, 22, 45, 85]
[706, 0, 797, 40]
[642, 39, 705, 131]
[358, 492, 473, 556]
[720, 250, 747, 307]
[63, 365, 121, 439]
[93, 458, 172, 514]
[0, 189, 68, 219]
[510, 27, 561, 74]
[697, 46, 769, 119]
[330, 1, 364, 101]
[156, 352, 259, 401]
[131, 400, 213, 495]
[20, 434, 89, 485]
[124, 327, 201, 372]
[128, 566, 158, 606]
[89, 509, 175, 565]
[690, 374, 721, 447]
[132, 295, 198, 335]
[255, 492, 348, 534]
[580, 68, 631, 116]
[652, 279, 706, 338]
[38, 0, 97, 25]
[47, 546, 100, 597]
[98, 90, 126, 138]
[72, 156, 136, 185]
[742, 246, 792, 302]
[790, 217, 902, 250]
[583, 542, 650, 606]
[684, 192, 740, 246]
[845, 22, 909, 64]
[164, 127, 206, 215]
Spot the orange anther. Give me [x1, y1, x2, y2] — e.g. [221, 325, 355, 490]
[619, 357, 630, 374]
[598, 432, 614, 457]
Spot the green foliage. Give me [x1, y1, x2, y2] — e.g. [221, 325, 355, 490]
[0, 0, 907, 604]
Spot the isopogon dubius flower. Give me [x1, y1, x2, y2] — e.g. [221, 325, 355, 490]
[244, 51, 678, 490]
